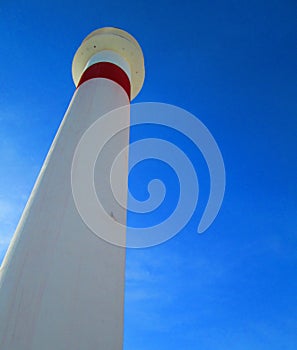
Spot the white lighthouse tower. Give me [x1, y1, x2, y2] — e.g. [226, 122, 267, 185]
[0, 28, 145, 350]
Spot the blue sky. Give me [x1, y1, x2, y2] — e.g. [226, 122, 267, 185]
[1, 0, 297, 348]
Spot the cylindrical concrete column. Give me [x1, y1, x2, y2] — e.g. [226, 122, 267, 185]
[0, 27, 144, 350]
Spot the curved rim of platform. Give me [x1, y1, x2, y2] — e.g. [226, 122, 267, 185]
[72, 27, 145, 100]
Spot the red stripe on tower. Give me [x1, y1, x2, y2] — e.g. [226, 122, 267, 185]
[78, 62, 131, 100]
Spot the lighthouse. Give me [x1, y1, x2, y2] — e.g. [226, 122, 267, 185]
[0, 28, 145, 350]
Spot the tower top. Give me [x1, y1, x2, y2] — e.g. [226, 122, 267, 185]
[72, 27, 145, 100]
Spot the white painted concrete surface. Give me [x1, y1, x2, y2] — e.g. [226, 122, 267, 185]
[0, 78, 130, 350]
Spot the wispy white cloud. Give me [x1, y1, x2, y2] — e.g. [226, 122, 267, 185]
[0, 199, 17, 223]
[0, 196, 28, 265]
